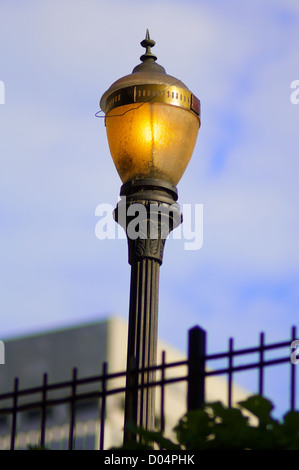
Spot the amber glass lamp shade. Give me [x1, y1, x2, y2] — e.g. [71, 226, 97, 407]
[100, 32, 201, 186]
[105, 101, 199, 186]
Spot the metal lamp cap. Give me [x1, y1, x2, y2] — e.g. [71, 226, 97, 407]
[100, 30, 200, 121]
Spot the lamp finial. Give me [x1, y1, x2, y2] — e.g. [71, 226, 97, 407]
[140, 29, 157, 62]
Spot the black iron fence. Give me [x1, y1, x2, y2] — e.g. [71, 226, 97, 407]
[0, 325, 297, 450]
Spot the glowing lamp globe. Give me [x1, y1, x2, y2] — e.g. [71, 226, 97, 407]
[100, 31, 201, 186]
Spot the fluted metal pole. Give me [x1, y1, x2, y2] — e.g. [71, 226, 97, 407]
[125, 257, 160, 434]
[114, 179, 182, 443]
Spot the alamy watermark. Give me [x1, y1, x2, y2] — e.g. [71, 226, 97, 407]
[95, 200, 203, 251]
[290, 340, 299, 365]
[0, 80, 5, 105]
[0, 340, 4, 364]
[290, 80, 299, 104]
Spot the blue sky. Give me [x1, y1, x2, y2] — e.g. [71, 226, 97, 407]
[0, 0, 299, 412]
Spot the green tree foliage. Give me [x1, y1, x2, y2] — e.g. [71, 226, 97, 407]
[112, 395, 299, 450]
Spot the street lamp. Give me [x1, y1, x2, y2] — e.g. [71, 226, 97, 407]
[100, 30, 201, 442]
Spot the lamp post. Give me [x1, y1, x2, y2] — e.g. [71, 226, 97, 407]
[100, 30, 201, 442]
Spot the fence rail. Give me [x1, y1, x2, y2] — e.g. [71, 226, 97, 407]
[0, 325, 297, 450]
